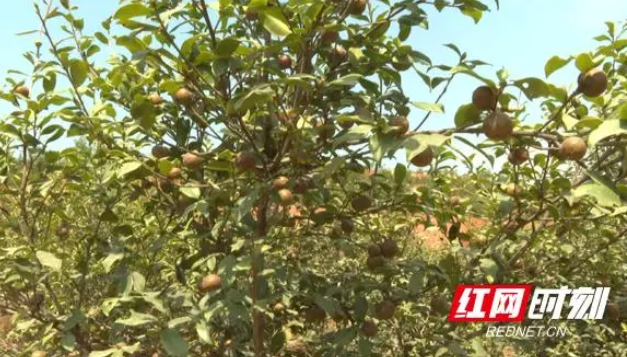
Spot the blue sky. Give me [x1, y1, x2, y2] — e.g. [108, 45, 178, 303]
[0, 0, 625, 165]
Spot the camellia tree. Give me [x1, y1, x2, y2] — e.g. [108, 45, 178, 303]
[0, 0, 626, 356]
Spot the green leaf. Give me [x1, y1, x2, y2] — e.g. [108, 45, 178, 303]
[408, 271, 425, 295]
[575, 53, 594, 72]
[323, 157, 347, 178]
[334, 124, 372, 146]
[89, 350, 116, 357]
[369, 132, 394, 163]
[63, 310, 85, 331]
[69, 60, 88, 87]
[560, 113, 579, 131]
[354, 296, 368, 321]
[61, 332, 76, 351]
[36, 250, 62, 271]
[282, 74, 315, 91]
[471, 339, 488, 356]
[43, 72, 57, 92]
[513, 77, 549, 100]
[412, 101, 444, 113]
[545, 56, 572, 77]
[314, 296, 338, 316]
[261, 7, 291, 37]
[101, 252, 124, 273]
[328, 74, 363, 87]
[460, 6, 483, 23]
[230, 86, 274, 113]
[455, 136, 494, 167]
[479, 258, 498, 283]
[574, 116, 602, 130]
[403, 133, 450, 161]
[196, 320, 211, 344]
[394, 164, 406, 186]
[131, 99, 156, 130]
[436, 347, 449, 357]
[216, 38, 240, 57]
[205, 160, 232, 172]
[572, 182, 621, 208]
[358, 339, 373, 356]
[270, 329, 287, 353]
[450, 65, 495, 87]
[588, 119, 627, 147]
[454, 104, 481, 128]
[167, 316, 193, 328]
[129, 271, 146, 293]
[334, 327, 358, 347]
[161, 328, 189, 357]
[116, 310, 158, 327]
[114, 3, 151, 21]
[117, 161, 143, 178]
[180, 186, 201, 199]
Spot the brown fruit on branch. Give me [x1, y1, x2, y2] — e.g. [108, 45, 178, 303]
[312, 207, 333, 225]
[375, 300, 396, 320]
[198, 274, 222, 293]
[338, 117, 354, 129]
[392, 59, 413, 71]
[559, 136, 587, 161]
[508, 147, 529, 165]
[368, 244, 382, 257]
[304, 306, 326, 322]
[410, 147, 434, 167]
[148, 92, 164, 105]
[152, 145, 170, 159]
[56, 226, 69, 238]
[15, 85, 30, 98]
[450, 196, 461, 206]
[234, 152, 256, 172]
[274, 302, 286, 313]
[348, 0, 368, 15]
[351, 195, 372, 212]
[578, 68, 608, 97]
[341, 219, 354, 234]
[606, 303, 621, 321]
[361, 320, 378, 337]
[505, 183, 522, 197]
[366, 256, 384, 270]
[483, 111, 513, 141]
[389, 116, 409, 136]
[472, 86, 497, 111]
[316, 121, 336, 140]
[278, 54, 293, 70]
[174, 87, 194, 106]
[380, 239, 399, 258]
[278, 189, 293, 205]
[168, 167, 182, 180]
[321, 29, 339, 43]
[430, 296, 450, 315]
[272, 176, 289, 190]
[245, 9, 258, 21]
[182, 152, 204, 170]
[285, 340, 308, 355]
[293, 177, 312, 194]
[327, 45, 347, 65]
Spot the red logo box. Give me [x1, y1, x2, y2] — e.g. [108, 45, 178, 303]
[448, 284, 533, 322]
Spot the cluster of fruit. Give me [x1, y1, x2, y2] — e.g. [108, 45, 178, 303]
[472, 67, 608, 164]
